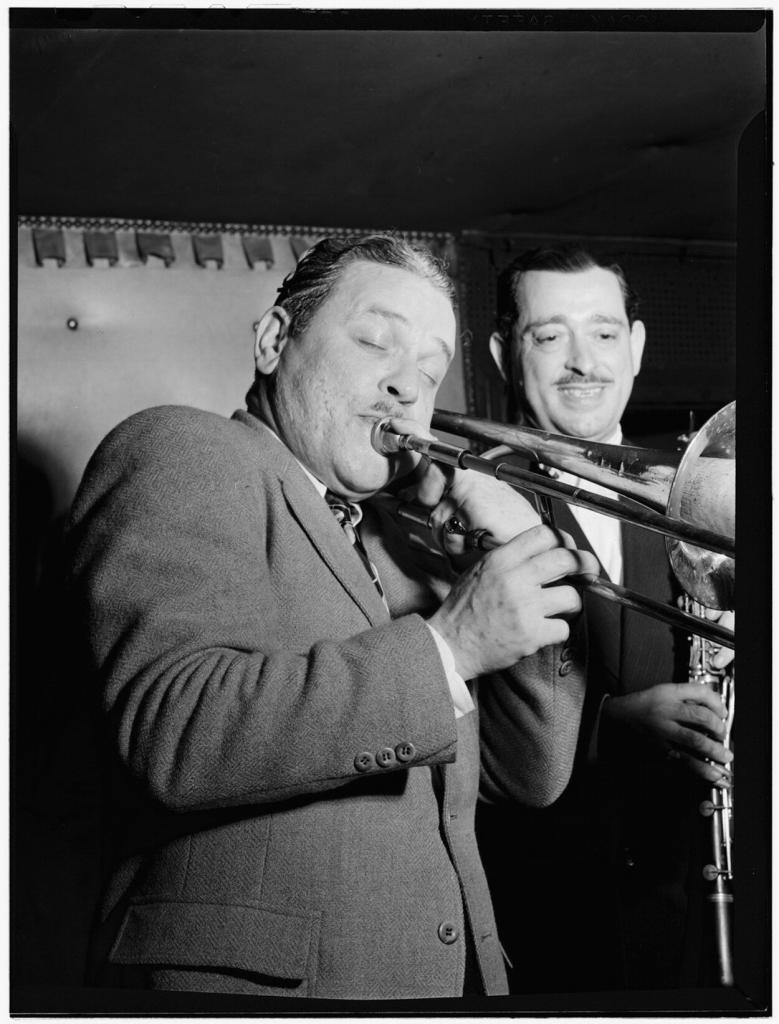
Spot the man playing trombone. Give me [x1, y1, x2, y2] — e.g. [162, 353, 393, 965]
[68, 234, 598, 1001]
[478, 245, 735, 992]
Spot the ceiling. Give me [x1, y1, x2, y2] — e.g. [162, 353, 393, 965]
[11, 10, 768, 239]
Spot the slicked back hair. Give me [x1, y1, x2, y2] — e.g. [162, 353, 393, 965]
[274, 233, 455, 337]
[494, 245, 640, 342]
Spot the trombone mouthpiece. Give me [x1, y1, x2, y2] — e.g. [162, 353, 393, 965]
[371, 418, 402, 455]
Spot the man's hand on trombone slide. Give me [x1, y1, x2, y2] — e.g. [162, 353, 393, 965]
[382, 415, 599, 679]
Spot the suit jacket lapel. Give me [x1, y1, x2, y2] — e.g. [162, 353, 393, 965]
[619, 521, 684, 693]
[548, 498, 595, 561]
[281, 472, 390, 627]
[233, 409, 389, 627]
[614, 436, 686, 692]
[551, 498, 622, 692]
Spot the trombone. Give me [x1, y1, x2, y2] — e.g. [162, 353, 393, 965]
[371, 402, 735, 649]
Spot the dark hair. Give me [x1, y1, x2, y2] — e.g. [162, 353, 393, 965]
[494, 245, 640, 340]
[275, 233, 455, 336]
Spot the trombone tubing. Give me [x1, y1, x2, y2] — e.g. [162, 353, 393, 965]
[375, 426, 735, 559]
[383, 496, 735, 650]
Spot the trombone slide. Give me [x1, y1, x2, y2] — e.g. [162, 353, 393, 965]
[374, 424, 734, 559]
[377, 495, 734, 650]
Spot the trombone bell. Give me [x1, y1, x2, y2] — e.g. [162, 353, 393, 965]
[667, 402, 735, 610]
[430, 405, 735, 610]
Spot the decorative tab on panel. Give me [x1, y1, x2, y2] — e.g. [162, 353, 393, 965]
[192, 234, 224, 269]
[136, 231, 175, 267]
[83, 230, 119, 266]
[290, 236, 314, 262]
[32, 227, 66, 267]
[241, 234, 274, 269]
[19, 218, 456, 277]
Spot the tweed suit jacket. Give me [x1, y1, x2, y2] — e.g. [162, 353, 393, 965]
[68, 405, 587, 1001]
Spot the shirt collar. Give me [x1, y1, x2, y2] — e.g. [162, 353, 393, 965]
[602, 425, 623, 445]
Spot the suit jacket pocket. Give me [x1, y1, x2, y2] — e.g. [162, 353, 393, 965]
[108, 899, 319, 983]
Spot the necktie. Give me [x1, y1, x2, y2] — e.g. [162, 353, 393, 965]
[325, 492, 387, 605]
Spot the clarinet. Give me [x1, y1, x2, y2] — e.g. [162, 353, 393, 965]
[686, 595, 735, 987]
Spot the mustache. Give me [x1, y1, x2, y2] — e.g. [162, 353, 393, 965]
[554, 375, 613, 386]
[369, 400, 409, 419]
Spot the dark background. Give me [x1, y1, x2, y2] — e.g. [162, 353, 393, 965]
[11, 10, 765, 236]
[11, 8, 771, 1015]
[12, 9, 767, 430]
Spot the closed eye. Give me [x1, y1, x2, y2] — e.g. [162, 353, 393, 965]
[534, 331, 563, 345]
[418, 353, 448, 388]
[356, 336, 386, 351]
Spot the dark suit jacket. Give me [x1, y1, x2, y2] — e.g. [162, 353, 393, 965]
[570, 504, 703, 990]
[476, 460, 701, 993]
[68, 405, 586, 1000]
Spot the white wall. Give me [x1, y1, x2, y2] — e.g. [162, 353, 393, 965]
[17, 224, 467, 514]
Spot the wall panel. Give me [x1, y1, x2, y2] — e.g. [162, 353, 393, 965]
[17, 219, 464, 515]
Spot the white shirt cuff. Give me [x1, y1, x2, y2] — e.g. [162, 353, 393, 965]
[426, 623, 474, 719]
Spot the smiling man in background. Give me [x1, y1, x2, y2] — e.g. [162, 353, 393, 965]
[477, 245, 733, 992]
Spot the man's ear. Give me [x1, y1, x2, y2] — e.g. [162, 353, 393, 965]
[629, 319, 646, 376]
[488, 331, 508, 381]
[254, 307, 291, 376]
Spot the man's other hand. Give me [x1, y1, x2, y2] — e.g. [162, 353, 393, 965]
[603, 682, 733, 786]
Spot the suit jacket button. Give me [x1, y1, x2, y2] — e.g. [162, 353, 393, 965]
[354, 751, 376, 772]
[560, 646, 575, 661]
[559, 660, 574, 677]
[376, 746, 397, 768]
[437, 921, 459, 944]
[395, 741, 416, 763]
